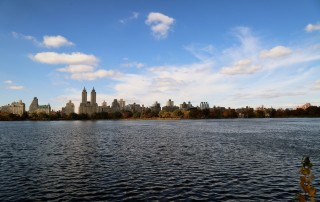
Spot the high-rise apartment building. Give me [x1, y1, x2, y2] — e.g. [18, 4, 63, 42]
[0, 100, 25, 116]
[29, 97, 51, 114]
[200, 102, 210, 110]
[166, 99, 174, 107]
[62, 100, 75, 115]
[119, 99, 125, 111]
[79, 87, 98, 115]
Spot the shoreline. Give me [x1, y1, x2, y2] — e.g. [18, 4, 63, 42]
[0, 117, 319, 122]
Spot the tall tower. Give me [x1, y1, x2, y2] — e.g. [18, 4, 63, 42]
[82, 87, 87, 103]
[29, 97, 39, 113]
[119, 99, 125, 110]
[91, 87, 96, 105]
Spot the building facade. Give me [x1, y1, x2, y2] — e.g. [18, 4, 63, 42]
[125, 102, 142, 112]
[62, 100, 75, 115]
[162, 99, 179, 112]
[78, 87, 98, 116]
[151, 101, 161, 113]
[166, 99, 174, 107]
[200, 102, 210, 110]
[0, 100, 25, 116]
[98, 101, 110, 112]
[111, 99, 120, 112]
[180, 101, 194, 110]
[119, 99, 125, 111]
[29, 97, 51, 114]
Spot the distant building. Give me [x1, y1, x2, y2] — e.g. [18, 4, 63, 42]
[236, 106, 253, 118]
[162, 99, 179, 112]
[99, 101, 110, 112]
[180, 101, 195, 110]
[200, 102, 210, 110]
[125, 102, 142, 112]
[151, 101, 161, 113]
[79, 87, 98, 116]
[297, 103, 311, 110]
[119, 99, 125, 111]
[62, 100, 75, 115]
[166, 99, 174, 107]
[29, 97, 51, 114]
[111, 99, 120, 112]
[0, 100, 25, 116]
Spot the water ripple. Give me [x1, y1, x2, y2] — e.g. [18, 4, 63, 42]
[0, 119, 319, 201]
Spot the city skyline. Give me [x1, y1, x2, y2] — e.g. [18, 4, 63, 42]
[0, 86, 315, 116]
[1, 0, 320, 110]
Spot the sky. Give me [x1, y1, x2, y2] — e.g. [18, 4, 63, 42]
[1, 0, 320, 111]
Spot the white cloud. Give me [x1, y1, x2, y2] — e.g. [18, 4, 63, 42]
[30, 51, 118, 81]
[313, 80, 320, 90]
[7, 85, 24, 90]
[58, 65, 121, 81]
[56, 65, 95, 73]
[260, 46, 292, 58]
[110, 61, 230, 106]
[30, 50, 119, 81]
[12, 32, 40, 45]
[222, 27, 261, 62]
[121, 62, 145, 69]
[263, 48, 320, 71]
[3, 80, 13, 84]
[145, 12, 175, 39]
[70, 70, 121, 81]
[220, 59, 262, 75]
[185, 44, 215, 62]
[305, 23, 320, 32]
[3, 80, 24, 90]
[30, 52, 98, 65]
[42, 35, 74, 48]
[12, 32, 73, 48]
[120, 12, 139, 24]
[23, 26, 320, 109]
[232, 91, 304, 100]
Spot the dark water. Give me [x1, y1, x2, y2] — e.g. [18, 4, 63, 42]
[0, 119, 319, 201]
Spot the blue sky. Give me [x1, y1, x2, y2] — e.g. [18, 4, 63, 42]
[1, 0, 320, 111]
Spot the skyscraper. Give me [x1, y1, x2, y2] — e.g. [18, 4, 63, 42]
[79, 87, 98, 115]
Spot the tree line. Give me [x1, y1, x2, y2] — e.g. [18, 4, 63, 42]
[1, 106, 320, 121]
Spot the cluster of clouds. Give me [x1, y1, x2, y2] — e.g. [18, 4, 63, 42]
[220, 45, 293, 75]
[10, 15, 320, 108]
[13, 11, 176, 83]
[305, 22, 320, 32]
[13, 31, 119, 81]
[30, 51, 119, 81]
[120, 11, 175, 39]
[145, 12, 175, 39]
[220, 59, 262, 75]
[259, 46, 292, 58]
[119, 12, 139, 24]
[105, 24, 320, 107]
[12, 32, 74, 48]
[12, 30, 121, 81]
[3, 80, 24, 90]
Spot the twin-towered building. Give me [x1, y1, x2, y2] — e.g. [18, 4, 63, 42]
[75, 87, 209, 115]
[79, 87, 99, 116]
[77, 87, 129, 115]
[0, 87, 211, 116]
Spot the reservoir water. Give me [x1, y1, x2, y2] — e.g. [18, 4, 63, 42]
[0, 118, 319, 201]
